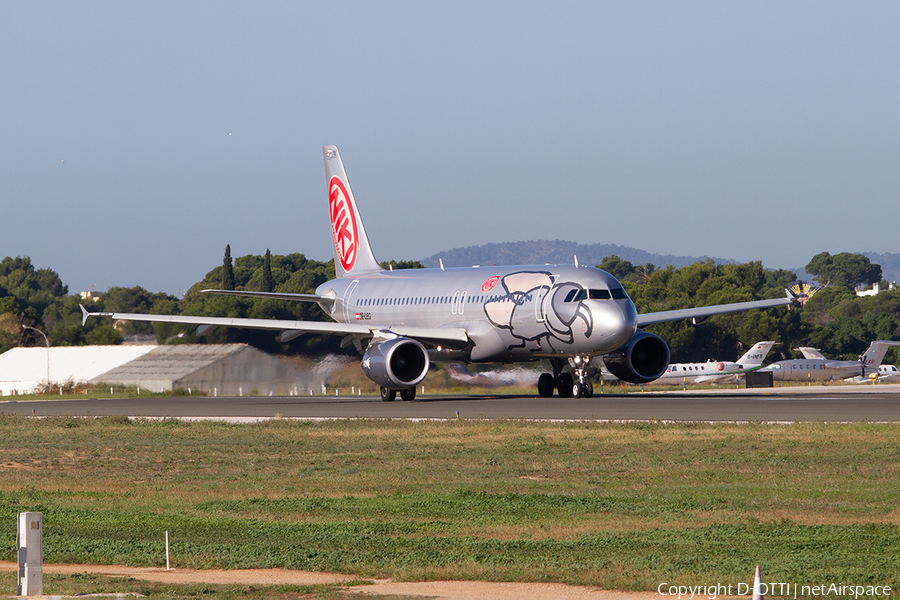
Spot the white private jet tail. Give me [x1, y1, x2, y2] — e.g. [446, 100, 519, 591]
[323, 145, 381, 278]
[736, 341, 775, 366]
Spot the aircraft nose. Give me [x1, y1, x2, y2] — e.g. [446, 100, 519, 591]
[590, 300, 637, 349]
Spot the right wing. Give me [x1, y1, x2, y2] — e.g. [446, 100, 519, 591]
[637, 290, 796, 327]
[80, 305, 469, 348]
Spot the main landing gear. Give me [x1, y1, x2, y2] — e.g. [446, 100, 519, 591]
[537, 357, 594, 398]
[380, 387, 417, 401]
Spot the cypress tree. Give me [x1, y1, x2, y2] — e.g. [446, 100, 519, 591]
[222, 244, 235, 290]
[261, 249, 274, 293]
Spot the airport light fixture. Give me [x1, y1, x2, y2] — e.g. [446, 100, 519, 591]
[22, 325, 50, 385]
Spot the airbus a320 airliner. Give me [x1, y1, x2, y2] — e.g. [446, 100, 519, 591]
[83, 146, 795, 400]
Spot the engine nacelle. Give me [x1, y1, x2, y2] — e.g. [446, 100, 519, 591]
[361, 337, 430, 390]
[602, 330, 670, 384]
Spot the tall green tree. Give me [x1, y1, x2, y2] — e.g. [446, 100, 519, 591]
[261, 249, 274, 292]
[806, 252, 882, 290]
[597, 255, 636, 281]
[635, 263, 657, 284]
[0, 256, 68, 316]
[222, 245, 235, 290]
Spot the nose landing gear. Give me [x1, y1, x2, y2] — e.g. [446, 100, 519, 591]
[537, 357, 594, 398]
[571, 354, 594, 398]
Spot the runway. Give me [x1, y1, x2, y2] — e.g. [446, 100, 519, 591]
[3, 384, 900, 422]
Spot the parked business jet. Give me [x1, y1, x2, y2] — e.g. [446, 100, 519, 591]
[796, 347, 900, 382]
[845, 364, 900, 383]
[82, 146, 795, 400]
[652, 341, 775, 384]
[760, 341, 900, 382]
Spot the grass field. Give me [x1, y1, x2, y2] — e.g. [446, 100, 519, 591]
[0, 416, 897, 597]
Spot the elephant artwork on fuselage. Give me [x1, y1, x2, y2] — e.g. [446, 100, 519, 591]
[482, 271, 593, 356]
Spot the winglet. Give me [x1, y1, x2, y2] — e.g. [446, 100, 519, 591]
[80, 305, 115, 327]
[80, 304, 91, 327]
[785, 288, 799, 309]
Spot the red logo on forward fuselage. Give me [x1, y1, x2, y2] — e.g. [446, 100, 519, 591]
[329, 176, 359, 273]
[482, 276, 500, 293]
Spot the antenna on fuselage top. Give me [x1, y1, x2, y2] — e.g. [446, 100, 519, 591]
[440, 259, 444, 271]
[574, 254, 579, 268]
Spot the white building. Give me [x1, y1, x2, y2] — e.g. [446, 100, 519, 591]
[856, 282, 896, 297]
[0, 345, 156, 396]
[0, 344, 313, 396]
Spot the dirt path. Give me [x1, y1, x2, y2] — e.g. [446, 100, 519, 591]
[0, 561, 656, 599]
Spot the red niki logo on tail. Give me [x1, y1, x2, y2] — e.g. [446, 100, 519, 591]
[329, 176, 359, 272]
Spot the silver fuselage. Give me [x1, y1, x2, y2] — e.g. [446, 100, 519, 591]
[316, 264, 638, 363]
[761, 359, 858, 382]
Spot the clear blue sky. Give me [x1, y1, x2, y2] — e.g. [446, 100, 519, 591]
[3, 2, 898, 295]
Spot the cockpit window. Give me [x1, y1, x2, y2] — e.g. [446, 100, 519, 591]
[565, 288, 621, 302]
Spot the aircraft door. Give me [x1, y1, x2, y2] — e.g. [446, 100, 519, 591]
[535, 275, 558, 323]
[342, 280, 360, 322]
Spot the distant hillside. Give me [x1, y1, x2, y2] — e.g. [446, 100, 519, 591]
[862, 252, 900, 284]
[420, 241, 900, 283]
[421, 240, 734, 270]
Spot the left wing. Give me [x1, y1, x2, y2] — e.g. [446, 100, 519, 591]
[80, 306, 470, 349]
[637, 290, 796, 327]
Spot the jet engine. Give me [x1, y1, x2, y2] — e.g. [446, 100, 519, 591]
[602, 330, 670, 384]
[361, 337, 430, 390]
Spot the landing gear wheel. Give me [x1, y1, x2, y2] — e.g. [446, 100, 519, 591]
[380, 387, 396, 402]
[557, 373, 574, 398]
[572, 382, 583, 398]
[538, 373, 555, 398]
[583, 380, 594, 398]
[400, 388, 417, 401]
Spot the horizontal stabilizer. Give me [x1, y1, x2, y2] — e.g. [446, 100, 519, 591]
[795, 347, 826, 360]
[201, 289, 333, 303]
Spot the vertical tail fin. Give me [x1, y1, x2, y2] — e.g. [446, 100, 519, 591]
[323, 145, 381, 278]
[736, 341, 775, 366]
[860, 341, 900, 369]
